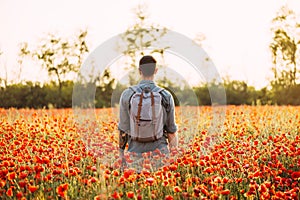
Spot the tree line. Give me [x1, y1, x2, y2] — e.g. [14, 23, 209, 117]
[0, 5, 300, 108]
[0, 77, 295, 109]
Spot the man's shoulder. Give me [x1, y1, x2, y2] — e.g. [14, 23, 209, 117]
[121, 85, 172, 100]
[120, 87, 135, 100]
[123, 87, 135, 93]
[159, 88, 171, 97]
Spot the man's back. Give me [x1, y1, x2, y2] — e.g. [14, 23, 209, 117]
[118, 80, 177, 153]
[118, 55, 178, 171]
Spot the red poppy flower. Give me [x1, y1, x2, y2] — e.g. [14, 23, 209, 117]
[165, 195, 174, 200]
[291, 171, 300, 179]
[6, 187, 13, 197]
[173, 186, 182, 193]
[89, 177, 97, 183]
[127, 191, 134, 199]
[169, 164, 177, 171]
[28, 185, 38, 193]
[7, 172, 16, 181]
[56, 183, 68, 198]
[18, 180, 27, 188]
[16, 191, 23, 198]
[123, 168, 135, 179]
[111, 191, 120, 199]
[220, 189, 230, 195]
[19, 172, 27, 180]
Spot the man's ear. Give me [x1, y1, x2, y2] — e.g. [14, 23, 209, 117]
[139, 69, 142, 76]
[154, 68, 158, 75]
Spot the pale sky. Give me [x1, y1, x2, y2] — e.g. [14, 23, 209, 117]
[0, 0, 299, 88]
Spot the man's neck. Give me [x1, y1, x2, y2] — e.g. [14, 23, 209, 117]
[142, 76, 154, 81]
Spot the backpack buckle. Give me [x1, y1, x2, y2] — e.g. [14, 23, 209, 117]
[143, 86, 151, 93]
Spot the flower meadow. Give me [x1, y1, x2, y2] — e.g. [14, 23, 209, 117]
[0, 106, 299, 200]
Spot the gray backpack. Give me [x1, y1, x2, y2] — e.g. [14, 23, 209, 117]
[129, 86, 164, 142]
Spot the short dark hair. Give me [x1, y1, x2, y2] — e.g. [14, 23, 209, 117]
[139, 55, 156, 76]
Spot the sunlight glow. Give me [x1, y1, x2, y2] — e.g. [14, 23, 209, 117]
[1, 0, 300, 88]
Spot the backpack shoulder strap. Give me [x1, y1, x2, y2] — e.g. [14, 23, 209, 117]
[151, 86, 170, 111]
[151, 86, 164, 93]
[128, 85, 142, 110]
[159, 88, 172, 112]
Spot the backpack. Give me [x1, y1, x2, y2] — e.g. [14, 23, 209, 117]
[129, 85, 164, 142]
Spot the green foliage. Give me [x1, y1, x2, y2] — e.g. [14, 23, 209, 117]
[0, 69, 116, 108]
[270, 84, 300, 105]
[1, 77, 300, 108]
[0, 82, 47, 109]
[95, 69, 116, 108]
[120, 4, 168, 85]
[270, 5, 299, 88]
[268, 5, 300, 105]
[194, 83, 211, 105]
[69, 69, 117, 109]
[19, 30, 89, 107]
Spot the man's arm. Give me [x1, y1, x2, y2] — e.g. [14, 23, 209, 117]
[164, 93, 178, 149]
[118, 89, 131, 133]
[118, 89, 131, 169]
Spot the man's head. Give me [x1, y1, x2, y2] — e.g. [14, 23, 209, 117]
[139, 55, 157, 78]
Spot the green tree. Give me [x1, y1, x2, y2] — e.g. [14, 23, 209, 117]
[224, 80, 248, 105]
[19, 30, 89, 107]
[270, 5, 299, 88]
[269, 5, 300, 105]
[194, 83, 211, 105]
[95, 69, 116, 108]
[0, 49, 8, 88]
[120, 4, 168, 84]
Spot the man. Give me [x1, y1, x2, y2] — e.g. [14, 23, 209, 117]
[118, 55, 178, 170]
